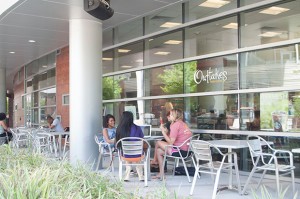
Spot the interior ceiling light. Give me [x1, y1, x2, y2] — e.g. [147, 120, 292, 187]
[135, 59, 143, 63]
[42, 65, 48, 68]
[102, 57, 113, 61]
[154, 51, 171, 55]
[118, 49, 131, 53]
[164, 40, 182, 45]
[28, 40, 36, 43]
[222, 23, 238, 29]
[199, 0, 230, 8]
[9, 51, 15, 54]
[258, 32, 282, 37]
[160, 22, 181, 28]
[259, 6, 290, 15]
[121, 65, 132, 68]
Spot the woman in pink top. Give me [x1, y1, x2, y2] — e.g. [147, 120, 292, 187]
[152, 109, 192, 180]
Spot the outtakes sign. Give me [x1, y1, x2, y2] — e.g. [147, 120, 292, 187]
[194, 67, 227, 84]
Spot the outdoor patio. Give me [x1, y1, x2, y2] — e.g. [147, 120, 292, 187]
[98, 164, 299, 199]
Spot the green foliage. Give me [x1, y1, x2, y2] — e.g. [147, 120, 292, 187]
[252, 185, 298, 199]
[293, 97, 300, 117]
[0, 145, 132, 199]
[158, 62, 197, 95]
[102, 77, 123, 100]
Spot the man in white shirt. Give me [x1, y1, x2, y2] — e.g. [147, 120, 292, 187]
[47, 115, 64, 132]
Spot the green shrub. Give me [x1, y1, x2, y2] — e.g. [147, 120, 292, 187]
[0, 145, 135, 199]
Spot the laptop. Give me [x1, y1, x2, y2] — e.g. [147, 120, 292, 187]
[139, 125, 152, 138]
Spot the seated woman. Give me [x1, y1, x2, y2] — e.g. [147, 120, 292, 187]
[102, 114, 116, 148]
[152, 109, 192, 180]
[116, 111, 144, 181]
[0, 112, 13, 144]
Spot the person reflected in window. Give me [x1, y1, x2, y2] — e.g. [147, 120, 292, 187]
[102, 114, 116, 148]
[115, 111, 144, 181]
[250, 110, 260, 131]
[0, 112, 12, 143]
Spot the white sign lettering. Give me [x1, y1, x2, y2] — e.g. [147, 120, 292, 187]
[194, 67, 227, 84]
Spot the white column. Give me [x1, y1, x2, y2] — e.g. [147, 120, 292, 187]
[69, 19, 102, 166]
[0, 68, 6, 113]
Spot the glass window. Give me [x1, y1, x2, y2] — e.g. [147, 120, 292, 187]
[38, 55, 48, 72]
[25, 60, 38, 78]
[240, 45, 300, 89]
[240, 0, 300, 47]
[239, 91, 300, 133]
[102, 50, 114, 74]
[115, 18, 143, 43]
[40, 107, 56, 125]
[47, 68, 56, 87]
[145, 4, 182, 34]
[116, 42, 143, 71]
[39, 71, 48, 89]
[185, 94, 238, 130]
[62, 94, 69, 105]
[47, 52, 56, 68]
[33, 92, 39, 107]
[103, 29, 113, 48]
[26, 79, 33, 93]
[40, 88, 56, 106]
[145, 31, 183, 65]
[185, 16, 238, 58]
[185, 55, 238, 93]
[185, 0, 237, 22]
[144, 98, 184, 127]
[144, 64, 183, 96]
[239, 0, 261, 6]
[103, 72, 138, 99]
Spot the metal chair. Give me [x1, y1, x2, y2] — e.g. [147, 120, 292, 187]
[163, 134, 200, 183]
[242, 135, 295, 197]
[190, 140, 241, 198]
[63, 135, 70, 156]
[116, 137, 150, 187]
[94, 135, 116, 172]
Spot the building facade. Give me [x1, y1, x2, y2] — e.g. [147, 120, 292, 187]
[13, 0, 300, 177]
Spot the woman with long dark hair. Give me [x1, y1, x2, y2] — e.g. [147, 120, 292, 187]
[0, 112, 12, 144]
[102, 114, 116, 148]
[116, 111, 144, 181]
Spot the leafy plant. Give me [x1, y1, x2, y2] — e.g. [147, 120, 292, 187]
[252, 185, 298, 199]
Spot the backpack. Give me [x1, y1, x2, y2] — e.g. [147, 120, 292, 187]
[174, 166, 196, 176]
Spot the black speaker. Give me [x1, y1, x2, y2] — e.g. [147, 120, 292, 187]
[84, 0, 114, 20]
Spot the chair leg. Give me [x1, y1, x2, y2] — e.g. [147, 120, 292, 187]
[256, 169, 267, 190]
[234, 162, 241, 194]
[182, 159, 191, 183]
[291, 170, 295, 195]
[144, 162, 148, 187]
[241, 166, 256, 195]
[119, 161, 123, 180]
[190, 166, 200, 195]
[96, 151, 102, 171]
[212, 170, 221, 199]
[275, 168, 280, 198]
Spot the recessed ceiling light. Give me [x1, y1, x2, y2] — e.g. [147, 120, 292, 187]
[28, 40, 36, 43]
[135, 59, 143, 63]
[118, 49, 131, 53]
[154, 51, 171, 55]
[199, 0, 230, 8]
[164, 40, 182, 45]
[258, 32, 282, 37]
[9, 51, 15, 54]
[160, 22, 181, 28]
[121, 65, 133, 68]
[102, 57, 113, 61]
[259, 6, 290, 15]
[222, 23, 238, 29]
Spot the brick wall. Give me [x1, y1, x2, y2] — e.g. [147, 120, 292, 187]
[56, 47, 70, 128]
[13, 67, 25, 127]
